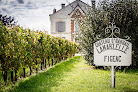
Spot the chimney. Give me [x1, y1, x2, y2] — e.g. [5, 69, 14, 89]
[53, 8, 56, 14]
[61, 3, 65, 9]
[91, 0, 95, 9]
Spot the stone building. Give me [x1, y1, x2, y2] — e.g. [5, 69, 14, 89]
[50, 0, 95, 41]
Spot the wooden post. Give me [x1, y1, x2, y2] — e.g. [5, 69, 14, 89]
[111, 66, 115, 88]
[11, 70, 13, 82]
[23, 68, 25, 78]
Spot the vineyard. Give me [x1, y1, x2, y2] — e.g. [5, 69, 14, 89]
[0, 23, 78, 87]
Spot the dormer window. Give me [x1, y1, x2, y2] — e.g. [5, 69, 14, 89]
[56, 22, 65, 32]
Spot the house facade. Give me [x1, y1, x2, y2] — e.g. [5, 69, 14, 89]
[50, 0, 95, 41]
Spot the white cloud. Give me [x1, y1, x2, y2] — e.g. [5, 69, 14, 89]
[0, 0, 99, 33]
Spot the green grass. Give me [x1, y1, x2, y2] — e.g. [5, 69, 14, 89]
[5, 56, 138, 92]
[0, 59, 54, 91]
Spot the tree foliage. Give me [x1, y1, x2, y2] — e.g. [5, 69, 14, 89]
[77, 0, 138, 67]
[0, 14, 17, 26]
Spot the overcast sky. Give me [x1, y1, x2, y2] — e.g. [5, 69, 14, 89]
[0, 0, 100, 34]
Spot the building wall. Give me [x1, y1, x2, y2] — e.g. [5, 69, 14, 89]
[50, 0, 91, 41]
[50, 4, 73, 41]
[50, 15, 72, 41]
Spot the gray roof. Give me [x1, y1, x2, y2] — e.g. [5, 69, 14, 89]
[49, 0, 91, 17]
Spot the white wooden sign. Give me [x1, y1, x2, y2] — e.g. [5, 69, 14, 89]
[93, 22, 132, 88]
[94, 38, 132, 66]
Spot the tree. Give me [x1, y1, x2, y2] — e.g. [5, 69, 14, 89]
[77, 0, 138, 67]
[0, 14, 17, 26]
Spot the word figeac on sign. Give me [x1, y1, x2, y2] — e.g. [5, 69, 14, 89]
[94, 38, 132, 66]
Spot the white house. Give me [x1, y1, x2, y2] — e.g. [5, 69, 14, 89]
[49, 0, 95, 41]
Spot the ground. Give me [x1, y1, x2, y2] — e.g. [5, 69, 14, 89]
[3, 56, 138, 92]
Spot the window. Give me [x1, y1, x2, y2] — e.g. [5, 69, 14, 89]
[74, 21, 80, 42]
[74, 21, 80, 34]
[56, 22, 65, 32]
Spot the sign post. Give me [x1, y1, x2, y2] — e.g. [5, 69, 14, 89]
[94, 22, 132, 88]
[111, 66, 115, 88]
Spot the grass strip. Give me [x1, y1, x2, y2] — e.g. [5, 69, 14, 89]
[7, 56, 138, 92]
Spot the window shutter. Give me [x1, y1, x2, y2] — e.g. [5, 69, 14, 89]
[63, 22, 65, 32]
[59, 22, 62, 32]
[56, 22, 58, 32]
[56, 22, 65, 32]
